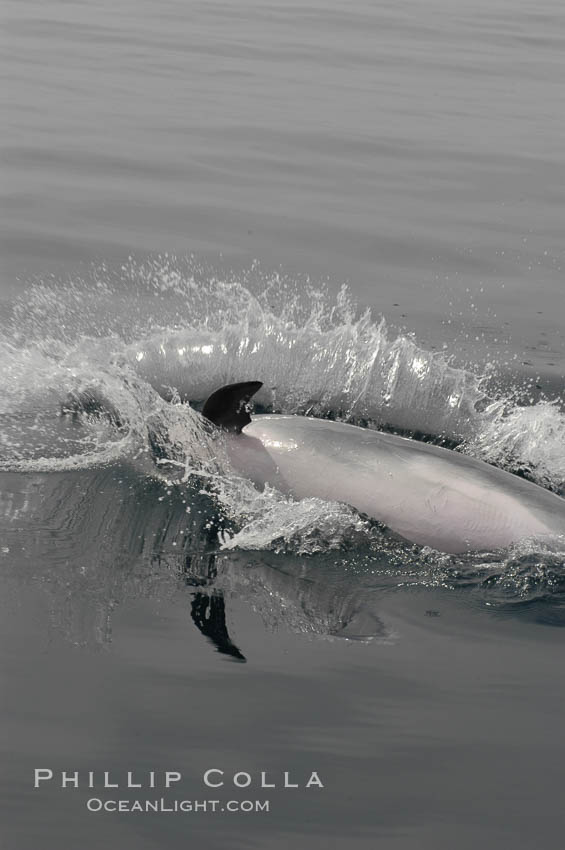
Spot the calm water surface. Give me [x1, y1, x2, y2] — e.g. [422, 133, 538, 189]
[1, 1, 564, 848]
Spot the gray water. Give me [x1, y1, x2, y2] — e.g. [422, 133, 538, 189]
[1, 1, 565, 848]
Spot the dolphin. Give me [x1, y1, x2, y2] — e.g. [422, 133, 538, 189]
[202, 381, 565, 555]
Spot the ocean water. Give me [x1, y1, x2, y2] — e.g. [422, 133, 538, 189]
[1, 1, 565, 848]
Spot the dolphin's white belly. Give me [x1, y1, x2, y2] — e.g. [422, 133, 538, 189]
[228, 415, 565, 554]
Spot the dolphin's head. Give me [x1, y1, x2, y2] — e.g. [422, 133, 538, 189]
[202, 381, 263, 433]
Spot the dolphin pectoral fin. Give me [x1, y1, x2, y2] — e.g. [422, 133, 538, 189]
[190, 591, 246, 662]
[202, 381, 263, 433]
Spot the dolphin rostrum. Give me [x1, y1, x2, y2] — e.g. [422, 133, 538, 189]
[202, 382, 565, 554]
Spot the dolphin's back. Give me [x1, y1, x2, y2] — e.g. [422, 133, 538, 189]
[239, 415, 565, 553]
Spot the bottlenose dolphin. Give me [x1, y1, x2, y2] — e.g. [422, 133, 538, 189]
[202, 382, 565, 554]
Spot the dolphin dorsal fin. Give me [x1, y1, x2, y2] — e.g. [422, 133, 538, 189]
[202, 381, 263, 433]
